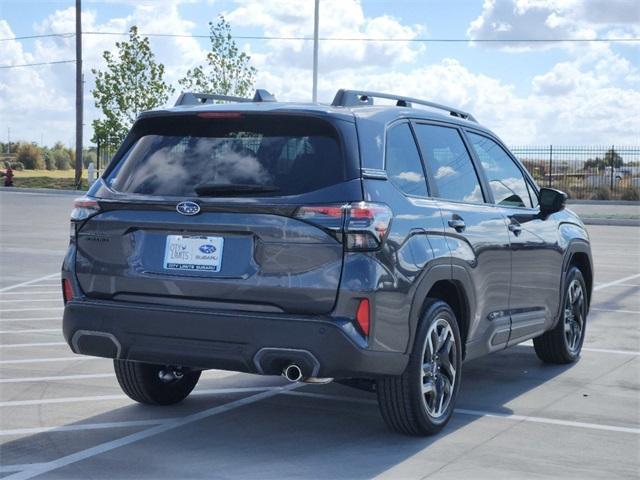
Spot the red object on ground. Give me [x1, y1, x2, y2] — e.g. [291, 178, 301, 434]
[4, 167, 13, 187]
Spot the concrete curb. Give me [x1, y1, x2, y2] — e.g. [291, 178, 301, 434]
[568, 200, 640, 206]
[0, 187, 86, 196]
[581, 218, 640, 227]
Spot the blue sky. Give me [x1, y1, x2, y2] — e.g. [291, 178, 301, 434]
[1, 0, 639, 146]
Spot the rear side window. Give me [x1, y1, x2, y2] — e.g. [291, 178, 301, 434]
[414, 124, 484, 204]
[385, 123, 428, 197]
[107, 115, 351, 197]
[467, 132, 533, 208]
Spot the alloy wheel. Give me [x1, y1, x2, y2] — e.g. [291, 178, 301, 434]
[420, 318, 458, 419]
[564, 279, 586, 354]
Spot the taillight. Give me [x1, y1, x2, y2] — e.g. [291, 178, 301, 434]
[294, 202, 392, 251]
[62, 278, 74, 304]
[344, 202, 392, 251]
[355, 298, 370, 336]
[70, 196, 100, 221]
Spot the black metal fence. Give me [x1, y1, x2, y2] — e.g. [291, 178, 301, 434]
[510, 145, 640, 200]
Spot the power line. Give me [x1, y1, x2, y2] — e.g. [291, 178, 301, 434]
[0, 60, 75, 69]
[0, 33, 75, 42]
[1, 31, 639, 43]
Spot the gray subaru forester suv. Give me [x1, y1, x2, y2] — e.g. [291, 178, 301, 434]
[62, 89, 593, 435]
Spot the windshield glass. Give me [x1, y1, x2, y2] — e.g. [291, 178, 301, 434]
[107, 114, 349, 197]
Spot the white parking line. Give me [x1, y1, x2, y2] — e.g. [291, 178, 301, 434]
[454, 408, 640, 434]
[0, 418, 176, 436]
[0, 342, 67, 349]
[0, 373, 114, 384]
[582, 347, 640, 356]
[593, 273, 640, 291]
[281, 391, 640, 435]
[0, 464, 48, 474]
[0, 317, 61, 323]
[22, 284, 61, 288]
[0, 291, 60, 296]
[0, 387, 279, 407]
[0, 299, 61, 303]
[0, 274, 59, 293]
[0, 328, 60, 334]
[3, 385, 297, 480]
[0, 307, 62, 313]
[591, 307, 640, 315]
[0, 357, 101, 365]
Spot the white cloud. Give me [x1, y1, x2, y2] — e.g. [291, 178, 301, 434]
[467, 0, 639, 50]
[225, 0, 424, 71]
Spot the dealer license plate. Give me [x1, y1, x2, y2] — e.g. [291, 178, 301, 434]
[163, 235, 224, 272]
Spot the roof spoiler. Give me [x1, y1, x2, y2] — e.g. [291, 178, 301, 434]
[331, 89, 477, 122]
[175, 89, 277, 106]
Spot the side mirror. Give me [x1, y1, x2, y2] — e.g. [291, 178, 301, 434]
[539, 188, 567, 215]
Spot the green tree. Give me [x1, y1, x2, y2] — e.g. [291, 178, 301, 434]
[91, 26, 174, 146]
[604, 148, 623, 168]
[16, 143, 44, 169]
[178, 15, 256, 97]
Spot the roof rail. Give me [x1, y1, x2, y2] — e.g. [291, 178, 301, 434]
[331, 89, 477, 122]
[175, 89, 277, 106]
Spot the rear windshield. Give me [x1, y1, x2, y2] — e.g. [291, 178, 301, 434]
[106, 114, 351, 197]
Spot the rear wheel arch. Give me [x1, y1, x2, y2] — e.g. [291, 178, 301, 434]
[421, 280, 470, 359]
[407, 264, 473, 360]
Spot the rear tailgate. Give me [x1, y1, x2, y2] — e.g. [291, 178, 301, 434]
[75, 111, 361, 315]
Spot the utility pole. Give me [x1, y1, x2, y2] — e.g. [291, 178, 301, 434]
[6, 127, 9, 154]
[74, 0, 83, 189]
[312, 0, 319, 102]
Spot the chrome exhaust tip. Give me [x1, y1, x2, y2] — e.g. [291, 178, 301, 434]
[282, 364, 303, 382]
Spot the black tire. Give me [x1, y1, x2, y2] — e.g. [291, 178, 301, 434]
[376, 298, 463, 436]
[533, 266, 588, 364]
[114, 360, 201, 405]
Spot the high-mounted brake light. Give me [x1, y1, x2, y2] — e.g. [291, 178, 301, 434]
[70, 196, 100, 222]
[355, 298, 370, 336]
[197, 112, 243, 119]
[294, 202, 392, 251]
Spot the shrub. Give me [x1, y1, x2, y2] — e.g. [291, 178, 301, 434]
[53, 149, 71, 170]
[591, 186, 612, 200]
[620, 187, 640, 201]
[43, 151, 57, 170]
[16, 143, 44, 169]
[10, 161, 24, 171]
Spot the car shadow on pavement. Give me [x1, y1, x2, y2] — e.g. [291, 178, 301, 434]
[1, 346, 577, 479]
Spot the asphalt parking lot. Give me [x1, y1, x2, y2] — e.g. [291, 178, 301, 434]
[1, 189, 639, 479]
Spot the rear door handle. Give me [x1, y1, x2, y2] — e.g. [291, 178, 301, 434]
[508, 223, 522, 235]
[448, 218, 466, 232]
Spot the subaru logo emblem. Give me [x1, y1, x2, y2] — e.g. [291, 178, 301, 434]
[199, 244, 216, 254]
[176, 201, 200, 216]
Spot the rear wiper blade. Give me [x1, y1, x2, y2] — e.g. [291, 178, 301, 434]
[194, 183, 280, 196]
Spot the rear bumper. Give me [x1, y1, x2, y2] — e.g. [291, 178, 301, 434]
[62, 299, 408, 378]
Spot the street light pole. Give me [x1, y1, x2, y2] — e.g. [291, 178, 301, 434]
[312, 0, 319, 102]
[74, 0, 83, 189]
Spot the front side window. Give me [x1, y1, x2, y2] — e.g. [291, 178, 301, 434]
[414, 124, 484, 204]
[467, 132, 533, 208]
[385, 123, 428, 197]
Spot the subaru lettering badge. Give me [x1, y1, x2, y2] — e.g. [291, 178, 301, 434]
[199, 244, 216, 254]
[176, 201, 200, 216]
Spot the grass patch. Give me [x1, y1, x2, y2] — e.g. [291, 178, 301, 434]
[11, 177, 89, 190]
[3, 169, 90, 190]
[14, 169, 86, 178]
